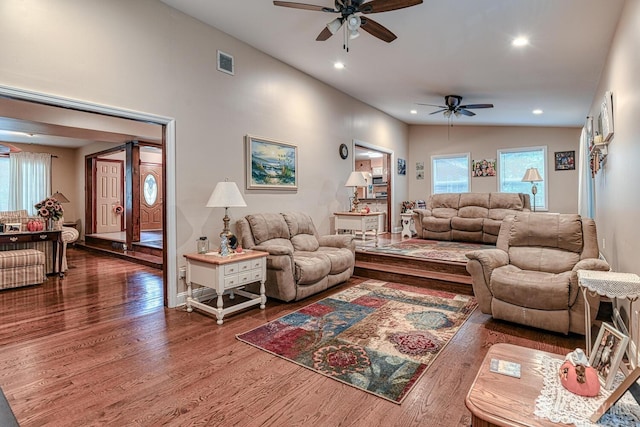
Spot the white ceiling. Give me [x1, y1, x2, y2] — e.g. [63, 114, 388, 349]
[161, 0, 624, 127]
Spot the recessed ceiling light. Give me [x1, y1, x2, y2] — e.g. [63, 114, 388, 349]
[410, 109, 417, 115]
[334, 61, 345, 70]
[532, 109, 543, 115]
[512, 36, 529, 47]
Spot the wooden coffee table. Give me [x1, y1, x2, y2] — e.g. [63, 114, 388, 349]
[466, 343, 564, 427]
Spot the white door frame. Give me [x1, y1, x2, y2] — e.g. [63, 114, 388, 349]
[0, 84, 178, 308]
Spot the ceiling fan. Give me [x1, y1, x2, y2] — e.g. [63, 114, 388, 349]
[273, 0, 423, 50]
[419, 95, 494, 118]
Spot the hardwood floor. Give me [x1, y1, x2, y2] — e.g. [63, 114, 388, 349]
[0, 248, 585, 426]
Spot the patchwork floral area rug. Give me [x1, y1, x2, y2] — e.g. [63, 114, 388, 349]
[362, 238, 495, 263]
[236, 280, 477, 403]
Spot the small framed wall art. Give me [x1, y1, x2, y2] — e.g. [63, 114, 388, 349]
[600, 91, 614, 142]
[554, 151, 575, 170]
[245, 135, 298, 191]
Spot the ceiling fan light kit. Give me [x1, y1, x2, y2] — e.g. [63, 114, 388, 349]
[273, 0, 423, 51]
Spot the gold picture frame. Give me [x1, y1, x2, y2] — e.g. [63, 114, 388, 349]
[245, 135, 298, 191]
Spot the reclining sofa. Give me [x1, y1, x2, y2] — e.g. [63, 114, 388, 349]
[465, 212, 609, 335]
[413, 192, 530, 244]
[236, 212, 355, 302]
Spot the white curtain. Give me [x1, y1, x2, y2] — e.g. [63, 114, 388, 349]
[8, 152, 52, 215]
[577, 127, 595, 218]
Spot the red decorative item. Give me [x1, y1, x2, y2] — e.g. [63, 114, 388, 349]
[559, 360, 600, 397]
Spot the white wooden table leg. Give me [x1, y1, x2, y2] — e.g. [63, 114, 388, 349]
[216, 293, 224, 325]
[186, 280, 193, 313]
[259, 278, 266, 309]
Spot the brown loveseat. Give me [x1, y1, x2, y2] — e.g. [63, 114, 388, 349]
[236, 212, 355, 302]
[412, 192, 530, 244]
[465, 213, 609, 335]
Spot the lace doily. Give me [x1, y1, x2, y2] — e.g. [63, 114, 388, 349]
[577, 270, 640, 299]
[535, 356, 640, 426]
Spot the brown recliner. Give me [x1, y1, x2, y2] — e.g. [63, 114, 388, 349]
[465, 213, 610, 335]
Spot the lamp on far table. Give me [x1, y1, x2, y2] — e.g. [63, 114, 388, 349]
[206, 179, 247, 256]
[51, 191, 70, 203]
[521, 167, 543, 212]
[345, 171, 368, 212]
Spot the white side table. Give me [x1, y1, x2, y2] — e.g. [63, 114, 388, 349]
[577, 270, 640, 364]
[334, 212, 382, 246]
[400, 212, 416, 238]
[184, 250, 268, 325]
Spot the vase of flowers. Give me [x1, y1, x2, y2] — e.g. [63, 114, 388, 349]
[35, 196, 64, 230]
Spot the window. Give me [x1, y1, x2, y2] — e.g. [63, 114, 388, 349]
[0, 156, 8, 211]
[431, 153, 470, 194]
[498, 146, 547, 211]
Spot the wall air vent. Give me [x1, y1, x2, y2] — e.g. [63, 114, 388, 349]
[217, 50, 234, 75]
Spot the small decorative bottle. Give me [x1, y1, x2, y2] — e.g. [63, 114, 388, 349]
[197, 236, 209, 254]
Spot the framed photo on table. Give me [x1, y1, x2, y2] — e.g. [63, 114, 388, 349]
[5, 223, 21, 233]
[589, 323, 629, 390]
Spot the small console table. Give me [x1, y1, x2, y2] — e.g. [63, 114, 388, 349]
[0, 230, 63, 277]
[577, 269, 640, 363]
[334, 211, 383, 246]
[184, 250, 267, 325]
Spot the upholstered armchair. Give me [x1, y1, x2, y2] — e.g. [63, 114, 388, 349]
[236, 212, 355, 302]
[466, 213, 610, 335]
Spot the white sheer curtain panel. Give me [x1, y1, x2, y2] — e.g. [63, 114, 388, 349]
[8, 152, 52, 214]
[577, 128, 594, 219]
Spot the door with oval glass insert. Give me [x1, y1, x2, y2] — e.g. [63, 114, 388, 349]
[140, 163, 163, 230]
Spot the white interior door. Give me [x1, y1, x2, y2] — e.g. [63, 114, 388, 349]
[96, 159, 123, 233]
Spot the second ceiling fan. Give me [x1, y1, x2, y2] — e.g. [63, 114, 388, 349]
[419, 95, 494, 118]
[273, 0, 423, 49]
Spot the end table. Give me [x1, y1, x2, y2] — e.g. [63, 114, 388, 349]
[400, 212, 416, 238]
[184, 250, 268, 325]
[578, 270, 640, 366]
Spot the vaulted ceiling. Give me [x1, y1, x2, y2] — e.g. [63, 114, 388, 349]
[161, 0, 625, 127]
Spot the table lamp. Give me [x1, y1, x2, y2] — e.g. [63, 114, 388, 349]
[51, 191, 70, 203]
[206, 179, 247, 255]
[345, 171, 368, 212]
[521, 167, 543, 212]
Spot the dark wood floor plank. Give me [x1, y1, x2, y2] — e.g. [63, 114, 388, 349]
[0, 247, 586, 426]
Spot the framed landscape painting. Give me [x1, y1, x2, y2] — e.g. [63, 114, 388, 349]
[245, 135, 298, 190]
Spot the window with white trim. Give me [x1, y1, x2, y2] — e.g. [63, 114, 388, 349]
[0, 156, 8, 211]
[431, 153, 470, 194]
[498, 146, 547, 211]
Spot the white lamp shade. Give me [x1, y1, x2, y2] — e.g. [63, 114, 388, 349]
[326, 17, 343, 34]
[344, 171, 368, 187]
[206, 181, 247, 208]
[521, 167, 543, 182]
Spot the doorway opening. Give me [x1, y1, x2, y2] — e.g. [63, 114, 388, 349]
[353, 143, 392, 234]
[0, 84, 178, 308]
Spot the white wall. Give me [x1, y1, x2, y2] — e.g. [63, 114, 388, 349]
[0, 0, 408, 296]
[408, 125, 581, 213]
[587, 0, 640, 354]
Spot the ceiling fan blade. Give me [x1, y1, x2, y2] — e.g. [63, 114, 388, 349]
[458, 103, 494, 109]
[273, 1, 337, 13]
[417, 103, 446, 108]
[316, 26, 334, 41]
[359, 17, 397, 43]
[457, 109, 476, 117]
[359, 0, 423, 14]
[429, 109, 448, 115]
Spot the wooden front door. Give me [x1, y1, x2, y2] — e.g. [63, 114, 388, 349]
[140, 162, 162, 231]
[96, 159, 123, 233]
